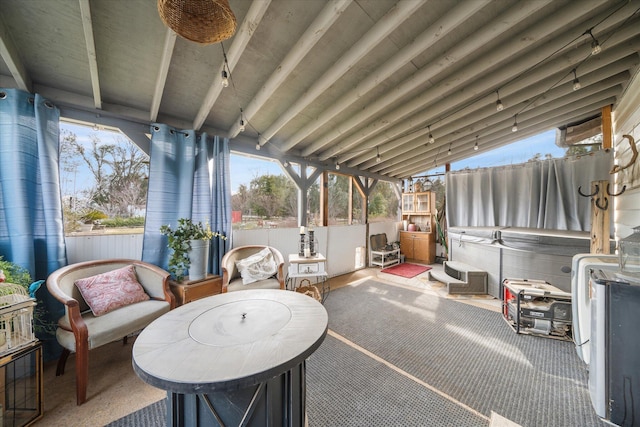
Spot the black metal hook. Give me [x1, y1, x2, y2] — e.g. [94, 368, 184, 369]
[607, 183, 626, 197]
[595, 197, 609, 211]
[578, 185, 598, 197]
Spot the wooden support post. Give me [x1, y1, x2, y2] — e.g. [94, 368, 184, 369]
[590, 179, 610, 254]
[602, 104, 612, 150]
[320, 171, 328, 226]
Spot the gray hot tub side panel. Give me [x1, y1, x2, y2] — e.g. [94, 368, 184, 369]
[447, 227, 612, 296]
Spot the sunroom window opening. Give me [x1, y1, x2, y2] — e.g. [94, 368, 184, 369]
[59, 120, 148, 236]
[368, 180, 400, 224]
[327, 172, 357, 226]
[230, 153, 305, 230]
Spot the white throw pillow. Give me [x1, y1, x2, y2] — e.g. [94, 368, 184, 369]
[235, 248, 277, 285]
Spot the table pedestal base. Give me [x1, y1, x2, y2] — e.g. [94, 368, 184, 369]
[168, 361, 306, 427]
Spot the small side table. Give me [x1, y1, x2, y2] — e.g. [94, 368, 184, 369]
[287, 253, 329, 302]
[169, 274, 222, 306]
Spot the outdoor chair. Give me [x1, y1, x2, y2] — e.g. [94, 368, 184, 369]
[370, 233, 400, 268]
[221, 245, 285, 292]
[46, 259, 175, 405]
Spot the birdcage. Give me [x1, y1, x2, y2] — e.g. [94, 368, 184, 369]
[0, 293, 36, 357]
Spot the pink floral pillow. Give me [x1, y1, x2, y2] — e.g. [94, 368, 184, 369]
[75, 265, 150, 316]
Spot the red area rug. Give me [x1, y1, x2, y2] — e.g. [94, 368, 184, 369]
[380, 263, 431, 278]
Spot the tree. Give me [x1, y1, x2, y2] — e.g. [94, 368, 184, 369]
[231, 184, 249, 212]
[60, 129, 148, 217]
[328, 173, 350, 224]
[248, 174, 296, 218]
[368, 180, 399, 220]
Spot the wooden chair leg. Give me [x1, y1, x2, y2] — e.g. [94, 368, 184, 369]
[75, 343, 89, 405]
[56, 348, 70, 376]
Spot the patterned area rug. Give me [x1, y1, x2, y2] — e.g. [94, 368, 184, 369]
[380, 262, 431, 278]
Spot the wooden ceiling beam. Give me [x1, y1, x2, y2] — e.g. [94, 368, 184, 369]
[314, 0, 611, 162]
[355, 62, 635, 171]
[258, 0, 424, 146]
[280, 0, 491, 152]
[389, 95, 618, 178]
[150, 29, 177, 122]
[227, 0, 352, 139]
[78, 0, 101, 109]
[302, 0, 550, 158]
[192, 0, 271, 131]
[0, 13, 32, 91]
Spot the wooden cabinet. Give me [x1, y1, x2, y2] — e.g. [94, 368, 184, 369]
[402, 191, 434, 214]
[400, 231, 436, 264]
[169, 274, 222, 306]
[401, 191, 437, 263]
[401, 191, 435, 232]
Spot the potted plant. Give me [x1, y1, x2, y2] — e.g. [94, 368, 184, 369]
[160, 218, 226, 282]
[79, 209, 107, 232]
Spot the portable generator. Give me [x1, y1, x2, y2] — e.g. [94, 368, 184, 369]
[502, 278, 572, 341]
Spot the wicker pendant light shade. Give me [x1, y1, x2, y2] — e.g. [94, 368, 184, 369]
[158, 0, 237, 45]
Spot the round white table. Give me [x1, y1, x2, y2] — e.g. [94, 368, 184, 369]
[133, 289, 328, 427]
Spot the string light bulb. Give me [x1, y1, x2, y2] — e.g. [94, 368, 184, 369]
[447, 143, 452, 155]
[572, 69, 581, 91]
[495, 90, 504, 112]
[512, 115, 518, 132]
[221, 69, 229, 88]
[255, 143, 261, 151]
[587, 29, 601, 55]
[283, 160, 289, 167]
[239, 108, 246, 132]
[474, 135, 479, 151]
[335, 159, 340, 170]
[427, 125, 435, 144]
[376, 146, 381, 163]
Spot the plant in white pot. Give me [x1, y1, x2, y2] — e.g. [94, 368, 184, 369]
[160, 218, 226, 282]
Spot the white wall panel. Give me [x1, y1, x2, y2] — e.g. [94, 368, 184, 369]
[613, 72, 640, 241]
[327, 225, 367, 276]
[233, 225, 366, 277]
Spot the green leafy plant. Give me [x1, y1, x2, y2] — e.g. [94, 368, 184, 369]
[160, 218, 226, 281]
[0, 256, 32, 291]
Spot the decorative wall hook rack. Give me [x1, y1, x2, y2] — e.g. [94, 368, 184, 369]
[577, 181, 625, 211]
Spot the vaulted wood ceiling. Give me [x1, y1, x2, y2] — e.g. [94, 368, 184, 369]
[1, 0, 639, 182]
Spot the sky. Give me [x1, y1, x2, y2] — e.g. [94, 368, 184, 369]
[59, 121, 564, 196]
